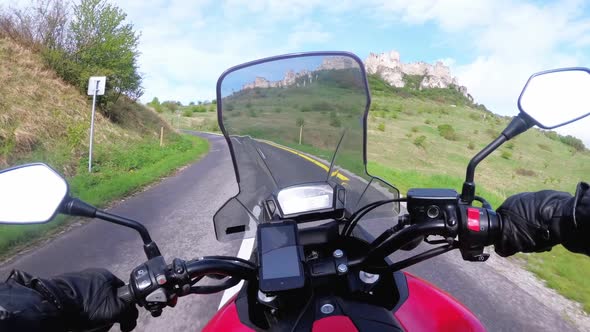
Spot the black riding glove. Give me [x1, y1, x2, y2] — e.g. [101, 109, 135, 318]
[0, 268, 138, 332]
[495, 182, 590, 257]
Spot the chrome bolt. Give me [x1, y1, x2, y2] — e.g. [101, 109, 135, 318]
[359, 271, 380, 284]
[337, 264, 348, 273]
[321, 303, 335, 314]
[257, 290, 276, 303]
[333, 249, 344, 258]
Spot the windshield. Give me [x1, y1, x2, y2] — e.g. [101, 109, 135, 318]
[214, 53, 400, 241]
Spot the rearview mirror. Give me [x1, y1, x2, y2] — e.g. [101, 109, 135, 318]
[518, 68, 590, 129]
[0, 163, 68, 224]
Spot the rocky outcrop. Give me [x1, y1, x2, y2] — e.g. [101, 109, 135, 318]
[365, 51, 469, 97]
[318, 56, 358, 70]
[242, 70, 313, 90]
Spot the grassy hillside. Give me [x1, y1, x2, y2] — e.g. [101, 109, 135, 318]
[0, 38, 209, 255]
[176, 73, 590, 311]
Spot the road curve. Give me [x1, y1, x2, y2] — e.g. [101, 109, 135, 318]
[0, 132, 580, 331]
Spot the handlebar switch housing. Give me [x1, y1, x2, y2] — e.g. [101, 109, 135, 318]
[129, 256, 170, 315]
[458, 206, 501, 262]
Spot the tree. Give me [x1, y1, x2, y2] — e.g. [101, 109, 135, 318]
[147, 96, 162, 112]
[70, 0, 142, 111]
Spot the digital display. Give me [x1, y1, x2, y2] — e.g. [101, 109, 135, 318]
[259, 224, 302, 280]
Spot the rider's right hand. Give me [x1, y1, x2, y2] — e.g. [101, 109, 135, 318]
[494, 182, 590, 257]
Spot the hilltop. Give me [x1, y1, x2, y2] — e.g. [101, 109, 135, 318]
[365, 50, 471, 100]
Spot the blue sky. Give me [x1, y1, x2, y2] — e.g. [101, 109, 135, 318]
[3, 0, 590, 142]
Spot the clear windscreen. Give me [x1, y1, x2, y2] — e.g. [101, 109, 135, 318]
[214, 54, 400, 241]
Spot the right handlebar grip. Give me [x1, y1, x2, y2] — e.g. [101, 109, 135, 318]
[117, 285, 135, 304]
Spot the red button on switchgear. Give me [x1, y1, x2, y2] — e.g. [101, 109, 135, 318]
[467, 208, 481, 232]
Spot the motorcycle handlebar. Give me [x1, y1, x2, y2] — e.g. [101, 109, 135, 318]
[116, 256, 257, 304]
[117, 284, 134, 304]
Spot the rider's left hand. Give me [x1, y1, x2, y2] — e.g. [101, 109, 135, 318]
[7, 268, 138, 332]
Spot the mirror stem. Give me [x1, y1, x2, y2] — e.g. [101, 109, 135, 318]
[62, 197, 161, 259]
[461, 113, 534, 204]
[461, 135, 507, 204]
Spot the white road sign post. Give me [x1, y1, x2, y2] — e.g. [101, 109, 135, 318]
[87, 76, 106, 172]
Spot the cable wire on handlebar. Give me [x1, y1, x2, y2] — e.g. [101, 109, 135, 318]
[200, 256, 257, 269]
[341, 198, 406, 237]
[189, 277, 242, 294]
[364, 243, 457, 274]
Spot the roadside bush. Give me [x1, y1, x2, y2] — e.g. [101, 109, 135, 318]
[467, 141, 475, 150]
[182, 109, 192, 117]
[437, 124, 458, 141]
[413, 135, 427, 149]
[411, 126, 419, 133]
[377, 123, 385, 132]
[501, 150, 512, 160]
[506, 142, 515, 150]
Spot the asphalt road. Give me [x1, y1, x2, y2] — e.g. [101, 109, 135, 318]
[0, 132, 580, 331]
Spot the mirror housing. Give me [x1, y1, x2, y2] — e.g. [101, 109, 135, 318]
[518, 67, 590, 129]
[0, 163, 68, 224]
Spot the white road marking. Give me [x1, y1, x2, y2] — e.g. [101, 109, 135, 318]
[218, 237, 255, 309]
[218, 205, 261, 309]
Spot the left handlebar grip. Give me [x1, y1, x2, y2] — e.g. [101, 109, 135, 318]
[117, 284, 135, 304]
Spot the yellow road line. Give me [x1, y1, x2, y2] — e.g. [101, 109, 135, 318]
[262, 141, 349, 182]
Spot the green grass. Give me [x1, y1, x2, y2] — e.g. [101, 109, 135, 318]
[523, 246, 590, 312]
[0, 134, 209, 255]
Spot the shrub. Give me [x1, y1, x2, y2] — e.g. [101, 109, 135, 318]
[501, 150, 512, 160]
[413, 135, 427, 149]
[377, 123, 385, 132]
[329, 112, 341, 127]
[486, 128, 499, 138]
[182, 109, 192, 117]
[506, 142, 515, 150]
[469, 113, 480, 120]
[192, 105, 207, 113]
[437, 124, 458, 141]
[411, 126, 419, 133]
[424, 119, 432, 125]
[516, 168, 536, 177]
[538, 143, 552, 152]
[467, 141, 475, 150]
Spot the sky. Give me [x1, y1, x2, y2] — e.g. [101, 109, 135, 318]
[3, 0, 590, 143]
